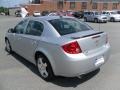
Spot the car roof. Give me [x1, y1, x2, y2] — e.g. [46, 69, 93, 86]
[84, 10, 99, 12]
[102, 10, 115, 12]
[25, 16, 75, 21]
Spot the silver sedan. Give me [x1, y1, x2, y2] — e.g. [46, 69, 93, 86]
[5, 16, 110, 81]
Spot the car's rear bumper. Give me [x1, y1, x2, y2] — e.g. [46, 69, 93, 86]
[98, 19, 108, 22]
[53, 44, 110, 77]
[114, 18, 120, 21]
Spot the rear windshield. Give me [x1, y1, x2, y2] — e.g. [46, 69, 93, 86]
[49, 18, 91, 35]
[95, 12, 101, 15]
[110, 12, 117, 14]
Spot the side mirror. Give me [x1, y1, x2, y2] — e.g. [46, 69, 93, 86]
[8, 28, 15, 33]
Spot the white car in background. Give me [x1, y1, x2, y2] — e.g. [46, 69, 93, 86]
[47, 12, 58, 16]
[102, 11, 120, 22]
[33, 12, 41, 17]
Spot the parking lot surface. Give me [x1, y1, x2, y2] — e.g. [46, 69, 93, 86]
[0, 15, 120, 90]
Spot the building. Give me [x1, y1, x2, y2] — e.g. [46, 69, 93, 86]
[25, 0, 120, 15]
[9, 7, 21, 16]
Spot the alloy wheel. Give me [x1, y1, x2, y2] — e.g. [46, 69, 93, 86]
[37, 57, 48, 78]
[5, 39, 12, 53]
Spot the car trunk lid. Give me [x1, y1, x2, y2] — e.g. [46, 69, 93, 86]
[63, 30, 107, 54]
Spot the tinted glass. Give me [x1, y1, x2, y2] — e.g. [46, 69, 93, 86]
[95, 12, 101, 15]
[49, 18, 92, 35]
[111, 12, 117, 14]
[14, 19, 28, 34]
[26, 20, 44, 36]
[102, 12, 106, 14]
[90, 12, 94, 15]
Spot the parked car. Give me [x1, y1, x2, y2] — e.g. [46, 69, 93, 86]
[15, 10, 21, 17]
[41, 11, 49, 16]
[65, 10, 73, 16]
[57, 11, 66, 16]
[84, 11, 108, 23]
[5, 16, 110, 80]
[116, 10, 120, 14]
[33, 11, 41, 17]
[117, 11, 120, 14]
[72, 11, 84, 18]
[102, 10, 120, 22]
[0, 12, 5, 15]
[47, 12, 58, 16]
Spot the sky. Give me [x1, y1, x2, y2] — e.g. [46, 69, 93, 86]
[0, 0, 29, 7]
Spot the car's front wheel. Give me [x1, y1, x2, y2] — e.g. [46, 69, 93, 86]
[5, 39, 12, 53]
[36, 54, 54, 81]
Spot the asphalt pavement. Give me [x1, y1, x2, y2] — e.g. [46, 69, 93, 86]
[0, 15, 120, 90]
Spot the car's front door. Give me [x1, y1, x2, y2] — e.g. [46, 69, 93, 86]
[19, 20, 44, 63]
[12, 19, 28, 54]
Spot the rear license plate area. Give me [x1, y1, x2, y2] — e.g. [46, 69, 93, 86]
[95, 57, 104, 66]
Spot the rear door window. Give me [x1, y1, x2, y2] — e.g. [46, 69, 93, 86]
[25, 20, 44, 36]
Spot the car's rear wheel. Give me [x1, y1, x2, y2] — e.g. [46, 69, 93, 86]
[36, 54, 54, 81]
[94, 18, 98, 23]
[110, 18, 115, 22]
[5, 39, 12, 53]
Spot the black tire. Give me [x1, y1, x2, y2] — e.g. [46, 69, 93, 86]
[36, 54, 54, 81]
[94, 18, 98, 23]
[84, 17, 87, 22]
[104, 21, 107, 23]
[5, 39, 12, 54]
[110, 18, 115, 22]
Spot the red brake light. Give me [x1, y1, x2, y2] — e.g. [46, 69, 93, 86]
[62, 41, 82, 54]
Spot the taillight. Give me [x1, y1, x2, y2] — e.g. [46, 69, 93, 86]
[62, 41, 82, 54]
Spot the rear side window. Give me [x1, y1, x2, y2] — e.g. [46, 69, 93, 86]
[87, 12, 90, 15]
[102, 12, 106, 14]
[25, 20, 44, 36]
[84, 12, 90, 15]
[90, 12, 94, 15]
[49, 18, 91, 35]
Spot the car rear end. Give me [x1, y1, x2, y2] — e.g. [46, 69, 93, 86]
[113, 14, 120, 21]
[48, 17, 110, 77]
[50, 32, 110, 77]
[94, 11, 108, 23]
[97, 15, 108, 22]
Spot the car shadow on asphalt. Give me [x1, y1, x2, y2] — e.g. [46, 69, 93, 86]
[8, 51, 100, 88]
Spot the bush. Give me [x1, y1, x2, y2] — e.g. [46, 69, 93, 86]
[0, 7, 9, 15]
[0, 7, 4, 13]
